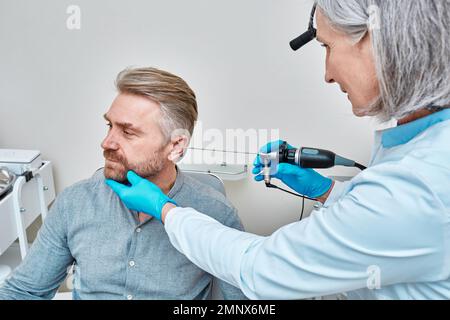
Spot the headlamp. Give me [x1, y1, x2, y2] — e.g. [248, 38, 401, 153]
[289, 3, 317, 51]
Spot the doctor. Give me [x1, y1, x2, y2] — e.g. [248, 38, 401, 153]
[106, 0, 450, 299]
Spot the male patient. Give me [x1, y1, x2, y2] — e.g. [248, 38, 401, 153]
[0, 67, 247, 300]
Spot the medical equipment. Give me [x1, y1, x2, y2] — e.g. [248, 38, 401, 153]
[188, 144, 365, 186]
[0, 149, 42, 176]
[187, 144, 366, 188]
[259, 141, 366, 220]
[0, 149, 55, 261]
[290, 3, 317, 51]
[179, 163, 248, 182]
[0, 167, 16, 200]
[260, 141, 366, 187]
[187, 144, 366, 220]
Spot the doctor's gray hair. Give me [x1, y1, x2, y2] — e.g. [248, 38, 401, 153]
[316, 0, 450, 121]
[115, 67, 198, 142]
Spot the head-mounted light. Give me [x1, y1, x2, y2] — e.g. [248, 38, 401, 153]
[290, 3, 317, 51]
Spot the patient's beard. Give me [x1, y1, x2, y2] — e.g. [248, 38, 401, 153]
[103, 148, 166, 183]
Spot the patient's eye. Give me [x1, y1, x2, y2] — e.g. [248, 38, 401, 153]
[321, 43, 329, 49]
[105, 121, 136, 137]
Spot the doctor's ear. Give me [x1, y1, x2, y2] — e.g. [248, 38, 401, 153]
[167, 133, 190, 163]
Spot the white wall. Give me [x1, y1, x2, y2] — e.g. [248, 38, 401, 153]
[0, 0, 380, 236]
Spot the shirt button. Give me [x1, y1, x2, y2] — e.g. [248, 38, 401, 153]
[129, 260, 136, 267]
[136, 228, 141, 233]
[127, 295, 133, 300]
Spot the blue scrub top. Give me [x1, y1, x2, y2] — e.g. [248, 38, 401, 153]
[165, 109, 450, 300]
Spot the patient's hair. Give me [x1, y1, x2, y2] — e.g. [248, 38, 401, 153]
[115, 67, 198, 141]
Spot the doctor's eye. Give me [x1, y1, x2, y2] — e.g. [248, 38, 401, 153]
[106, 122, 112, 129]
[321, 44, 329, 49]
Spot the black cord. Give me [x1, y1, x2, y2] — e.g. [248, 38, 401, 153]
[300, 196, 305, 221]
[354, 162, 367, 170]
[266, 183, 316, 221]
[265, 183, 317, 201]
[264, 162, 367, 221]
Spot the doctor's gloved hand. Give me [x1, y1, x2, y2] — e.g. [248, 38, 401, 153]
[105, 171, 177, 221]
[253, 140, 333, 199]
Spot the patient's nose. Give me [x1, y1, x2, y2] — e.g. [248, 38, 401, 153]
[101, 132, 120, 150]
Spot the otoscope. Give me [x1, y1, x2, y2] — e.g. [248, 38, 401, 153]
[260, 141, 366, 197]
[188, 142, 366, 220]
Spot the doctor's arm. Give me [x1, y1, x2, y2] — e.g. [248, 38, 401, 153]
[160, 164, 450, 299]
[214, 212, 248, 300]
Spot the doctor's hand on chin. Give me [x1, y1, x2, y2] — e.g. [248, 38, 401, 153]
[105, 170, 177, 223]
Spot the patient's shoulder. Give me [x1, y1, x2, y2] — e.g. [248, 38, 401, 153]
[181, 173, 229, 203]
[177, 173, 242, 228]
[57, 168, 107, 200]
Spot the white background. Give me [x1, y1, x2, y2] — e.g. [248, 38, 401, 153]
[0, 0, 382, 235]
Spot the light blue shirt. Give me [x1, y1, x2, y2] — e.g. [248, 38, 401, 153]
[164, 109, 450, 300]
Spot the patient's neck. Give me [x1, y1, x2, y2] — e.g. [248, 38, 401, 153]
[145, 164, 177, 195]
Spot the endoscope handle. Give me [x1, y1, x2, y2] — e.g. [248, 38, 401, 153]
[297, 147, 336, 169]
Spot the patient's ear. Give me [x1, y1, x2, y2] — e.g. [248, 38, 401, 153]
[168, 134, 190, 163]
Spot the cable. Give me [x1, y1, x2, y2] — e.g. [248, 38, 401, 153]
[300, 196, 305, 221]
[188, 147, 368, 171]
[188, 147, 258, 155]
[266, 161, 366, 220]
[266, 183, 316, 221]
[190, 146, 367, 220]
[265, 183, 317, 201]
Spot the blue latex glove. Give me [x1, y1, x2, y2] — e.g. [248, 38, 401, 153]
[105, 170, 177, 221]
[253, 140, 333, 199]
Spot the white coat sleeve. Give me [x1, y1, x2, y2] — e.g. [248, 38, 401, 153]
[165, 163, 450, 299]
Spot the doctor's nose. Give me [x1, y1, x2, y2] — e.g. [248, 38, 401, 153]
[325, 70, 335, 84]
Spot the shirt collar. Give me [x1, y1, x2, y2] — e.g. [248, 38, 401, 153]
[168, 165, 185, 198]
[381, 109, 450, 148]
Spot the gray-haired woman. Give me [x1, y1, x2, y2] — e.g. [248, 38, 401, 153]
[107, 0, 450, 299]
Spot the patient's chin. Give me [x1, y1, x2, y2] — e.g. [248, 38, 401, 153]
[104, 165, 127, 182]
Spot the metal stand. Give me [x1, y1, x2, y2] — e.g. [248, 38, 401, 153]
[11, 171, 49, 259]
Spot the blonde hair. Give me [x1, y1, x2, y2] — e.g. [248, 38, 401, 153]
[115, 67, 198, 140]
